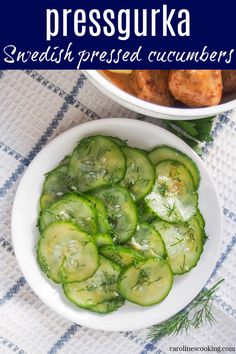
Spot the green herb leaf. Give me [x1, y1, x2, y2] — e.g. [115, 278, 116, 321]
[164, 116, 215, 156]
[171, 117, 215, 142]
[147, 279, 224, 341]
[136, 115, 215, 155]
[165, 121, 200, 148]
[171, 121, 199, 137]
[190, 117, 215, 142]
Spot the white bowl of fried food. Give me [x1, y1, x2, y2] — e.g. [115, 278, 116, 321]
[84, 70, 236, 120]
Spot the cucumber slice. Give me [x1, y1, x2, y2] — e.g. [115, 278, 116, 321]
[195, 209, 207, 243]
[63, 256, 121, 309]
[37, 221, 98, 283]
[195, 209, 205, 229]
[106, 136, 127, 147]
[118, 258, 173, 306]
[129, 223, 166, 258]
[40, 165, 69, 209]
[39, 193, 98, 234]
[94, 186, 138, 244]
[68, 136, 126, 192]
[139, 201, 159, 224]
[152, 217, 203, 275]
[148, 145, 200, 189]
[145, 160, 198, 223]
[94, 233, 113, 248]
[99, 245, 144, 267]
[89, 296, 124, 314]
[85, 194, 110, 234]
[59, 154, 71, 166]
[120, 147, 156, 201]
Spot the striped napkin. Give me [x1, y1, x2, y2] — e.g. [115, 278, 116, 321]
[0, 70, 235, 354]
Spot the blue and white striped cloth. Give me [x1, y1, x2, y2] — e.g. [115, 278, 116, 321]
[0, 70, 235, 354]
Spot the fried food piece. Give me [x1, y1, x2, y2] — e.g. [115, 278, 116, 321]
[132, 70, 174, 107]
[222, 70, 236, 94]
[108, 70, 132, 75]
[168, 70, 222, 107]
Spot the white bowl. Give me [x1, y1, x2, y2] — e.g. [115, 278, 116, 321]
[11, 118, 222, 331]
[84, 70, 236, 120]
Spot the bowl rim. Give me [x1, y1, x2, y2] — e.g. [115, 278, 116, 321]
[11, 118, 223, 331]
[83, 70, 236, 119]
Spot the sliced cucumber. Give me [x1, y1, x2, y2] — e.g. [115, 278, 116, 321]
[37, 221, 98, 283]
[129, 223, 166, 258]
[89, 296, 124, 314]
[195, 209, 207, 243]
[195, 209, 205, 229]
[68, 136, 126, 192]
[152, 217, 203, 275]
[148, 145, 200, 189]
[106, 136, 127, 147]
[120, 147, 156, 201]
[118, 258, 173, 306]
[85, 194, 110, 234]
[99, 245, 144, 267]
[40, 165, 69, 209]
[145, 160, 198, 223]
[139, 201, 159, 224]
[63, 256, 121, 309]
[94, 233, 113, 248]
[59, 154, 71, 166]
[94, 186, 138, 244]
[39, 193, 97, 234]
[36, 135, 204, 313]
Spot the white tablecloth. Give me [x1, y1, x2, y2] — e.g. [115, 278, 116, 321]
[0, 70, 235, 354]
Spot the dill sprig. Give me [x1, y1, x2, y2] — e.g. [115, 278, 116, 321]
[147, 279, 224, 341]
[131, 268, 150, 289]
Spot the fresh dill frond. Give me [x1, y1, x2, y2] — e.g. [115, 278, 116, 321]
[100, 272, 117, 291]
[109, 248, 124, 266]
[131, 268, 150, 289]
[85, 283, 97, 292]
[170, 238, 184, 247]
[180, 254, 186, 273]
[132, 256, 144, 267]
[158, 182, 169, 196]
[147, 279, 224, 340]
